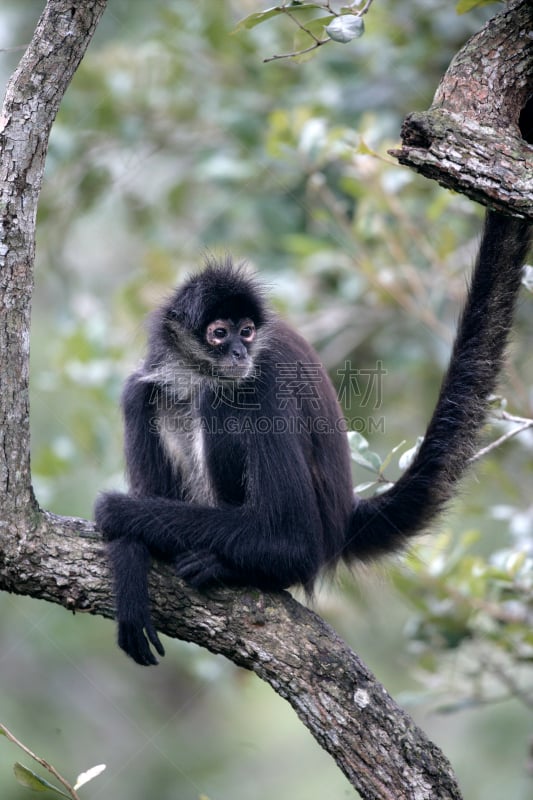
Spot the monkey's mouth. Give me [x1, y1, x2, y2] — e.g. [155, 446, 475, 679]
[212, 358, 253, 381]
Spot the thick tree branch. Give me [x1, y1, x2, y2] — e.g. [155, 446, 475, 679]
[0, 511, 463, 800]
[0, 1, 108, 515]
[390, 0, 533, 218]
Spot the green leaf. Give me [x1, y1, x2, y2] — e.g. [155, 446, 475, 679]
[375, 481, 394, 495]
[233, 4, 325, 33]
[347, 431, 383, 472]
[13, 763, 71, 798]
[233, 7, 288, 33]
[291, 17, 335, 62]
[455, 0, 499, 14]
[294, 14, 334, 41]
[354, 480, 379, 493]
[347, 430, 369, 452]
[351, 450, 382, 472]
[398, 436, 424, 470]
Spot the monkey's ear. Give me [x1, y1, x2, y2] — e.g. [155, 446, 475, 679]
[154, 307, 184, 346]
[165, 305, 194, 328]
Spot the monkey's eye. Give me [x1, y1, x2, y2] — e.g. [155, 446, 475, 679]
[239, 322, 256, 341]
[206, 320, 231, 346]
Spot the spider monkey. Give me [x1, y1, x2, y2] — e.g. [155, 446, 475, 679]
[95, 210, 531, 665]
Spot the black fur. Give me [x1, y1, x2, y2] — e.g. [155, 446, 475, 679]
[348, 211, 531, 557]
[95, 212, 531, 665]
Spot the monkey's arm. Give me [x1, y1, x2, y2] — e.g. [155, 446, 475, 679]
[95, 373, 182, 665]
[106, 537, 165, 665]
[97, 430, 324, 584]
[95, 423, 325, 664]
[347, 210, 532, 560]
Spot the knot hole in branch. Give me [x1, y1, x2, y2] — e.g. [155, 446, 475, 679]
[519, 95, 533, 145]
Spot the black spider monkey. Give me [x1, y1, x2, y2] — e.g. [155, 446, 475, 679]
[95, 210, 531, 665]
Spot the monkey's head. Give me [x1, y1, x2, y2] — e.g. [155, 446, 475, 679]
[153, 258, 268, 382]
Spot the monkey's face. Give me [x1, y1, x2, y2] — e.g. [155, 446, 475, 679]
[205, 318, 256, 380]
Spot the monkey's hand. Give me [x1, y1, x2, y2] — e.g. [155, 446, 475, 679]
[175, 549, 234, 589]
[106, 537, 166, 667]
[117, 613, 165, 667]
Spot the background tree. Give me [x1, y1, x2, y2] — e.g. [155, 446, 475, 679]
[0, 1, 532, 799]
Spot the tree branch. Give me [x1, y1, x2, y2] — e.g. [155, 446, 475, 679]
[0, 0, 108, 515]
[0, 510, 463, 800]
[390, 0, 533, 218]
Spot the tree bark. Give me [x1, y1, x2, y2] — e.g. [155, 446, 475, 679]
[0, 510, 462, 800]
[1, 1, 530, 798]
[390, 0, 533, 217]
[0, 1, 107, 516]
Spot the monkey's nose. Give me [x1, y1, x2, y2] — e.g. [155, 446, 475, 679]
[232, 345, 246, 360]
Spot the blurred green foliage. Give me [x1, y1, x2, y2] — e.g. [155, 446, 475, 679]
[1, 1, 532, 799]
